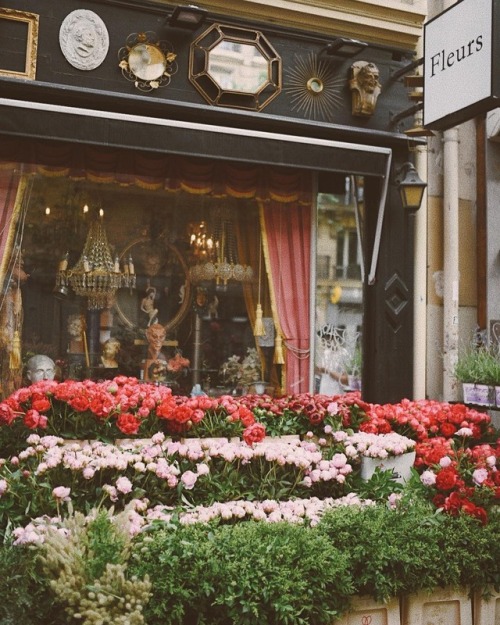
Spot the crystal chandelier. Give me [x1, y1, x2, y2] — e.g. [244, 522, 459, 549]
[55, 218, 136, 310]
[189, 216, 253, 287]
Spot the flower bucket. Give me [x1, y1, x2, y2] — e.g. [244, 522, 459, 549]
[462, 383, 494, 407]
[473, 587, 500, 625]
[334, 595, 400, 625]
[360, 451, 416, 484]
[401, 586, 472, 625]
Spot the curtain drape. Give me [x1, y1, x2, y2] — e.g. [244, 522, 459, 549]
[262, 198, 312, 394]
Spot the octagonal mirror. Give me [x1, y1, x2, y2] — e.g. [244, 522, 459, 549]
[189, 24, 282, 111]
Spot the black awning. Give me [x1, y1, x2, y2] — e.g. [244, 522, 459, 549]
[0, 99, 391, 177]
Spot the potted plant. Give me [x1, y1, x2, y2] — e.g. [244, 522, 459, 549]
[454, 345, 500, 406]
[220, 347, 262, 394]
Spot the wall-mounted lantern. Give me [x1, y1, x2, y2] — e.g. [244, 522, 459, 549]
[395, 162, 427, 212]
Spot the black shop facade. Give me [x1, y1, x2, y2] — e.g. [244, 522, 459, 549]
[0, 0, 423, 403]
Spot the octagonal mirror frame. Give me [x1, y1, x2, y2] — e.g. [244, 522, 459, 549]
[189, 23, 282, 111]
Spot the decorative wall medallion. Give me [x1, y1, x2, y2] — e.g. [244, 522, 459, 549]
[349, 60, 381, 117]
[118, 32, 177, 92]
[59, 9, 109, 71]
[284, 52, 344, 121]
[189, 23, 281, 111]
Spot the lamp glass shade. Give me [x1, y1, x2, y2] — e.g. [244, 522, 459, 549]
[398, 168, 426, 212]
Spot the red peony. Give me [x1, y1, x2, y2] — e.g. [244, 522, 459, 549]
[31, 397, 51, 413]
[236, 406, 255, 427]
[243, 422, 266, 445]
[69, 394, 91, 413]
[0, 402, 17, 425]
[439, 422, 456, 437]
[116, 412, 141, 435]
[172, 405, 194, 424]
[435, 466, 459, 491]
[23, 409, 48, 429]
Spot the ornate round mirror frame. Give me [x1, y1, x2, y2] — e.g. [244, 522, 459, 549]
[114, 237, 192, 334]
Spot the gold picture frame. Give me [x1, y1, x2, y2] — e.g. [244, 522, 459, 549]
[0, 8, 39, 80]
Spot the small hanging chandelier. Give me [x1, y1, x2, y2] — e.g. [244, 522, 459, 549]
[55, 217, 136, 310]
[189, 216, 253, 288]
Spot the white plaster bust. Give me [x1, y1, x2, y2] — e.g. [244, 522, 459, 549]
[59, 9, 109, 71]
[26, 355, 56, 383]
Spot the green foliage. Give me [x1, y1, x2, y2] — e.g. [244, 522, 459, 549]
[38, 509, 151, 625]
[317, 498, 500, 602]
[0, 542, 65, 625]
[355, 467, 404, 502]
[130, 520, 353, 625]
[454, 345, 500, 385]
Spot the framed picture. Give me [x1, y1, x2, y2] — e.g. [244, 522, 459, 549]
[0, 8, 39, 80]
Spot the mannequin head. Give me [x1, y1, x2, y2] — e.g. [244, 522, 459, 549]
[26, 354, 56, 383]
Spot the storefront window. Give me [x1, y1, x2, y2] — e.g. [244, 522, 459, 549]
[0, 152, 310, 394]
[314, 175, 364, 395]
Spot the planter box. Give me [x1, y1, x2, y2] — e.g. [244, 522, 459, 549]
[462, 383, 495, 407]
[473, 587, 500, 625]
[360, 451, 416, 484]
[334, 595, 400, 625]
[401, 586, 472, 625]
[495, 386, 500, 409]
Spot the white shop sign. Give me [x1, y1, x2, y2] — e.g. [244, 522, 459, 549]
[423, 0, 500, 130]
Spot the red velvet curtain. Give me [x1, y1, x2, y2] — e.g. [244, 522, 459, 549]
[0, 164, 23, 287]
[263, 199, 312, 394]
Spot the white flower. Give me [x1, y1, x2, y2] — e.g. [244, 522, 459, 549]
[420, 470, 437, 486]
[472, 468, 489, 485]
[116, 477, 133, 494]
[52, 486, 71, 501]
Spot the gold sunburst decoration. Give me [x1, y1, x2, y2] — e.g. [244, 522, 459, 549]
[284, 52, 344, 121]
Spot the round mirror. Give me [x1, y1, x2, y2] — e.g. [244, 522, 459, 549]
[114, 238, 191, 334]
[128, 43, 167, 81]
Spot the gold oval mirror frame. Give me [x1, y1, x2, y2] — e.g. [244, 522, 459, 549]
[114, 237, 191, 334]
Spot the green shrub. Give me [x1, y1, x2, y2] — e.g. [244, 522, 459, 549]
[130, 520, 354, 625]
[0, 542, 64, 625]
[317, 499, 500, 602]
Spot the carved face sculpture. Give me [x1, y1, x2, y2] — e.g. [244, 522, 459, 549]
[146, 323, 166, 353]
[357, 63, 380, 94]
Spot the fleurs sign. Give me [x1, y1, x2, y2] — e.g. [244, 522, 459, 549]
[423, 0, 500, 130]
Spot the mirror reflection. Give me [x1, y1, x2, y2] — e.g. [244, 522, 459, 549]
[314, 176, 364, 395]
[207, 41, 269, 93]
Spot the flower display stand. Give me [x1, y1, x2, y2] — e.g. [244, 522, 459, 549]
[360, 451, 416, 484]
[334, 595, 401, 625]
[401, 587, 472, 625]
[473, 587, 500, 625]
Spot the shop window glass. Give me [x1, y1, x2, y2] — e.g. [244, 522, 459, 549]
[0, 164, 270, 397]
[314, 176, 363, 395]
